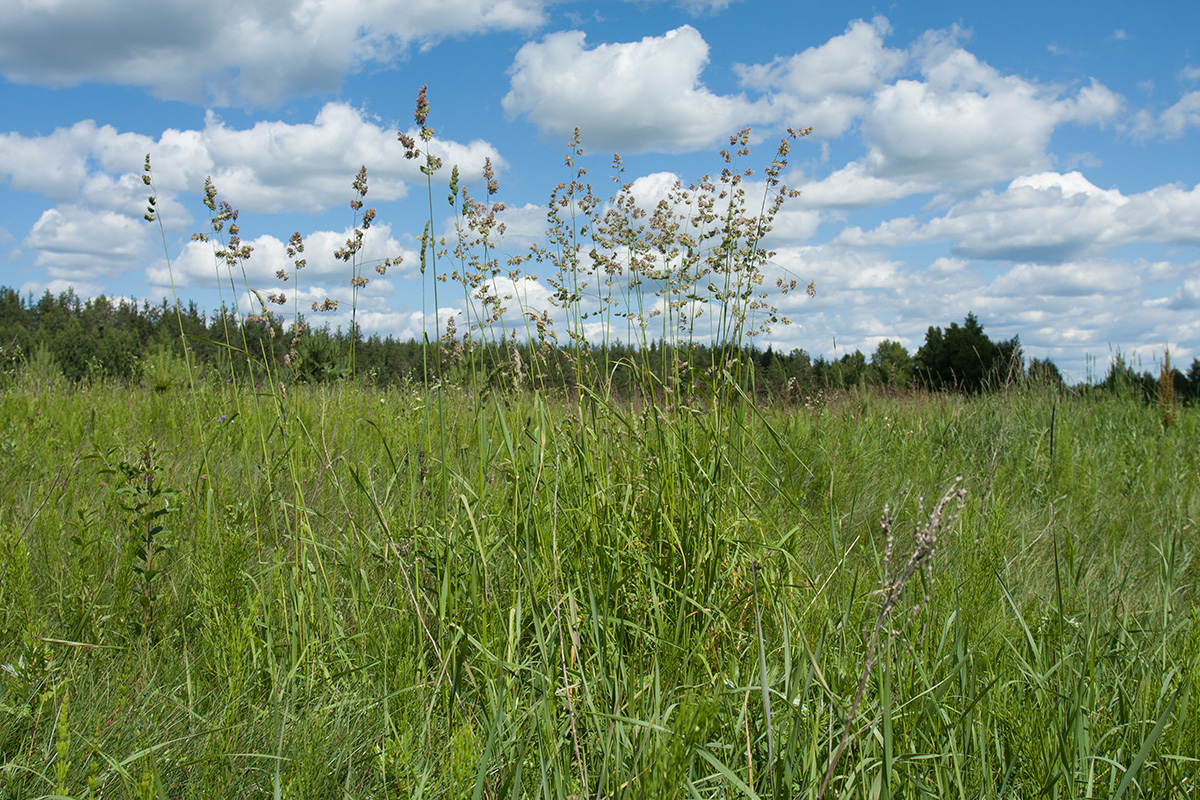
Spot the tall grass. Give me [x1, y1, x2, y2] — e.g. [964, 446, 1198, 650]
[1, 373, 1198, 798]
[1, 91, 1197, 799]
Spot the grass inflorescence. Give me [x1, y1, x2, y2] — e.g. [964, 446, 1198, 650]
[0, 90, 1197, 799]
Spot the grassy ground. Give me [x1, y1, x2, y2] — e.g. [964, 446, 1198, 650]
[1, 370, 1197, 799]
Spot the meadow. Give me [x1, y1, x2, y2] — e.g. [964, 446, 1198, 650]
[0, 367, 1197, 799]
[2, 92, 1198, 798]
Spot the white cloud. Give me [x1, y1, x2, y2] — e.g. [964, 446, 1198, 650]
[200, 104, 502, 214]
[731, 20, 1124, 196]
[2, 104, 503, 286]
[24, 206, 151, 281]
[503, 26, 768, 153]
[147, 223, 410, 291]
[0, 0, 548, 106]
[324, 269, 560, 343]
[791, 162, 928, 209]
[749, 242, 1197, 383]
[1160, 91, 1200, 138]
[625, 172, 684, 209]
[734, 18, 905, 140]
[1128, 88, 1200, 141]
[766, 205, 822, 245]
[400, 306, 470, 343]
[1168, 273, 1200, 310]
[769, 245, 910, 307]
[0, 122, 160, 207]
[929, 256, 969, 277]
[200, 110, 394, 214]
[863, 65, 1121, 186]
[479, 274, 557, 321]
[932, 173, 1128, 262]
[293, 303, 465, 343]
[988, 260, 1132, 298]
[1130, 108, 1159, 141]
[0, 103, 502, 217]
[736, 17, 904, 99]
[1064, 79, 1126, 124]
[832, 217, 921, 249]
[671, 0, 745, 12]
[834, 172, 1199, 262]
[769, 94, 870, 140]
[771, 167, 1197, 380]
[752, 244, 971, 357]
[1119, 182, 1200, 245]
[19, 278, 109, 301]
[487, 203, 551, 251]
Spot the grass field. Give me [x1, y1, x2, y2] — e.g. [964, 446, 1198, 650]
[1, 369, 1197, 799]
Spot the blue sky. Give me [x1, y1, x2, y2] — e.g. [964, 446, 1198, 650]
[1, 0, 1197, 381]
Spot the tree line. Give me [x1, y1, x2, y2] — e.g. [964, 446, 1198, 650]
[2, 286, 1196, 404]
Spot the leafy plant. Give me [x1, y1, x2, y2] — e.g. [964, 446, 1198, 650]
[140, 342, 187, 392]
[1159, 346, 1177, 428]
[96, 444, 179, 639]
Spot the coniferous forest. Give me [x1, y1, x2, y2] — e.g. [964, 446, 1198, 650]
[1, 285, 1194, 404]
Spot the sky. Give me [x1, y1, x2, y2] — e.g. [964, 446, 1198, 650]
[1, 0, 1198, 383]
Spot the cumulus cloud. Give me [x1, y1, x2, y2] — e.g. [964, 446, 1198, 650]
[355, 306, 462, 343]
[19, 277, 108, 301]
[863, 49, 1122, 187]
[24, 206, 151, 281]
[146, 222, 411, 292]
[319, 270, 559, 342]
[772, 166, 1196, 379]
[0, 103, 502, 217]
[1160, 91, 1200, 138]
[1, 104, 504, 295]
[1127, 87, 1200, 141]
[729, 19, 1125, 199]
[834, 172, 1199, 262]
[790, 162, 929, 209]
[0, 122, 159, 208]
[765, 205, 823, 245]
[503, 26, 768, 153]
[751, 243, 964, 356]
[1168, 271, 1200, 310]
[927, 173, 1130, 262]
[987, 260, 1133, 298]
[751, 242, 1193, 383]
[768, 245, 912, 313]
[483, 274, 558, 320]
[188, 104, 501, 214]
[1119, 182, 1200, 245]
[670, 0, 745, 12]
[0, 0, 548, 106]
[147, 217, 562, 340]
[199, 105, 500, 214]
[736, 17, 905, 100]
